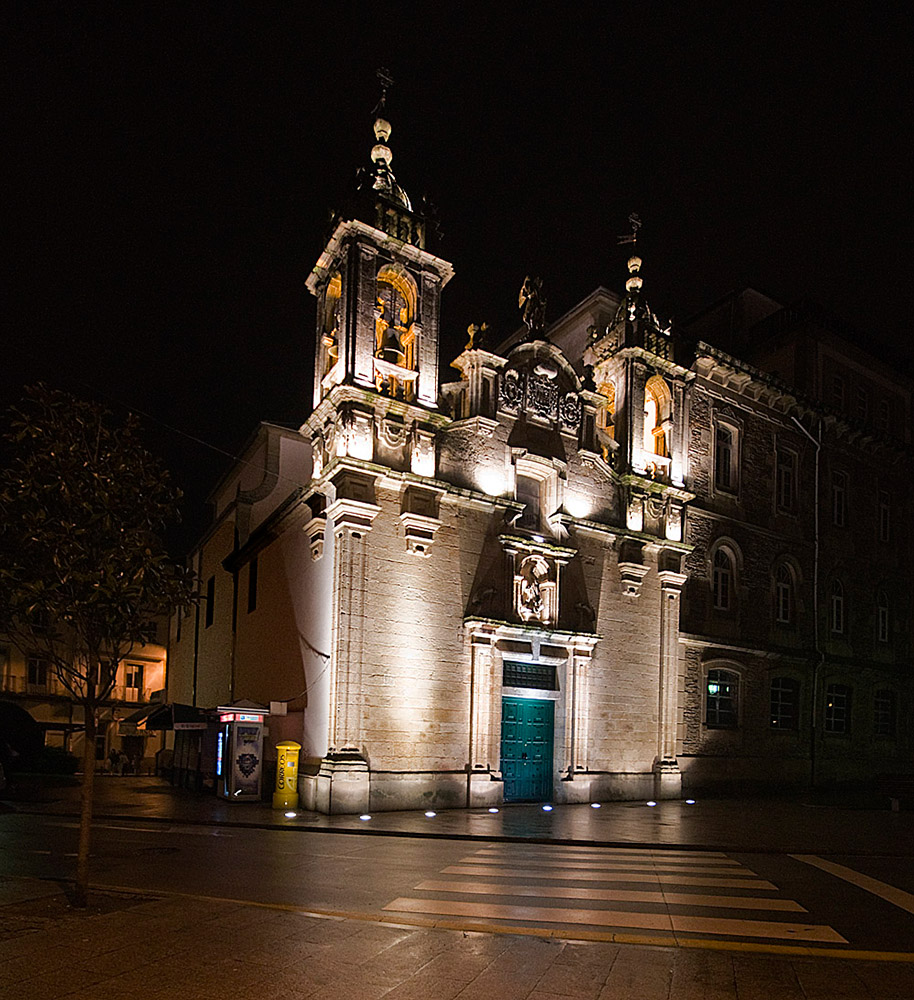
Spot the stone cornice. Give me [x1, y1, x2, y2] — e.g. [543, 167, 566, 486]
[306, 218, 454, 295]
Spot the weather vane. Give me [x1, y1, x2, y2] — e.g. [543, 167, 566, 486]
[617, 212, 642, 246]
[373, 67, 394, 115]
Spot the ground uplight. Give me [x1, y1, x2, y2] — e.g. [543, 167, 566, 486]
[284, 811, 297, 818]
[424, 810, 436, 818]
[590, 802, 601, 809]
[359, 814, 371, 821]
[542, 804, 553, 812]
[488, 807, 499, 813]
[646, 800, 657, 807]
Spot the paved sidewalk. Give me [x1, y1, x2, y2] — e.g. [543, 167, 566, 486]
[4, 775, 914, 855]
[1, 876, 913, 1000]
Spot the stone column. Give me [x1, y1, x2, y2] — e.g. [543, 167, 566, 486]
[655, 568, 687, 798]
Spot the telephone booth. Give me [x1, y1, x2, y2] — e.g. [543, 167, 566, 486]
[216, 702, 269, 800]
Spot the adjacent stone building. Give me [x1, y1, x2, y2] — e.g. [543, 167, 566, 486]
[167, 109, 912, 812]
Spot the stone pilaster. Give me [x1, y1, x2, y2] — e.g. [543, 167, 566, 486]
[563, 646, 592, 775]
[655, 567, 687, 798]
[354, 243, 378, 388]
[325, 497, 379, 753]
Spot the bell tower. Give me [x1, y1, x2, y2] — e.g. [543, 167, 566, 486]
[306, 79, 453, 414]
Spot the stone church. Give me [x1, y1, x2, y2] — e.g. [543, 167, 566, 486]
[167, 105, 912, 812]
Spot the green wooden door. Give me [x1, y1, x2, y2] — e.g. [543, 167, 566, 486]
[501, 697, 554, 802]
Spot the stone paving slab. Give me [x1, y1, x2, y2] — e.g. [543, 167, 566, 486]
[1, 881, 913, 999]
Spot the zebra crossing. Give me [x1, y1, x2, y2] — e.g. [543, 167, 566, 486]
[383, 843, 847, 944]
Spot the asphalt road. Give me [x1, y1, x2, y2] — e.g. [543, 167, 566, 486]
[2, 813, 913, 957]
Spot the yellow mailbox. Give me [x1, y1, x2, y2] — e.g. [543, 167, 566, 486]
[272, 741, 302, 810]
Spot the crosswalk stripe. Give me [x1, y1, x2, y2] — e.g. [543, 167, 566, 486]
[442, 865, 778, 889]
[457, 856, 760, 876]
[383, 897, 846, 944]
[415, 880, 806, 912]
[474, 848, 741, 865]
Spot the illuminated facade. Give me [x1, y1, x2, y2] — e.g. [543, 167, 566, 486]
[168, 111, 912, 811]
[0, 635, 168, 770]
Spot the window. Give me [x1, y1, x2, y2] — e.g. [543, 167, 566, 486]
[247, 557, 258, 614]
[27, 655, 49, 689]
[775, 564, 793, 623]
[503, 661, 557, 690]
[712, 549, 734, 611]
[205, 575, 215, 628]
[515, 475, 543, 530]
[830, 580, 845, 634]
[831, 374, 845, 409]
[714, 425, 737, 493]
[95, 735, 107, 761]
[874, 690, 897, 737]
[831, 471, 847, 527]
[824, 683, 851, 734]
[770, 677, 800, 729]
[706, 669, 739, 728]
[643, 375, 671, 458]
[878, 491, 890, 543]
[775, 448, 797, 512]
[877, 591, 889, 643]
[855, 387, 869, 424]
[124, 663, 144, 701]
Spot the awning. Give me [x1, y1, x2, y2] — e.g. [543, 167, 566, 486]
[122, 703, 212, 731]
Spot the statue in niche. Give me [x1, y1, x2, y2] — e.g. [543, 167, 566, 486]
[465, 322, 489, 350]
[519, 276, 547, 338]
[517, 554, 550, 622]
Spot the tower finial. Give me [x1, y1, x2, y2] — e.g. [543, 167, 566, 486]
[373, 66, 394, 116]
[617, 212, 642, 247]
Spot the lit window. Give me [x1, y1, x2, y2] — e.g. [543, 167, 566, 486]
[714, 425, 737, 493]
[874, 690, 896, 737]
[830, 580, 844, 634]
[877, 591, 889, 643]
[770, 677, 800, 729]
[712, 549, 734, 611]
[706, 669, 739, 728]
[775, 564, 793, 623]
[643, 375, 671, 458]
[124, 663, 144, 701]
[824, 683, 851, 734]
[775, 448, 797, 513]
[878, 491, 890, 543]
[832, 471, 847, 527]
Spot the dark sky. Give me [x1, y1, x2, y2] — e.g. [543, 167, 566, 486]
[6, 4, 912, 549]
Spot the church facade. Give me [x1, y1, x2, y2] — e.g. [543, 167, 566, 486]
[167, 110, 912, 812]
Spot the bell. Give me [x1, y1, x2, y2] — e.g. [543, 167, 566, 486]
[378, 326, 405, 366]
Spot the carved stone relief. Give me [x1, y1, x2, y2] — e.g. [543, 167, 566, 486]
[499, 370, 524, 411]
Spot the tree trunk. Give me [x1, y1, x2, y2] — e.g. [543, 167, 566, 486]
[73, 708, 97, 908]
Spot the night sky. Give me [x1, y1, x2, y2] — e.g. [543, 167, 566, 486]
[6, 4, 912, 549]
